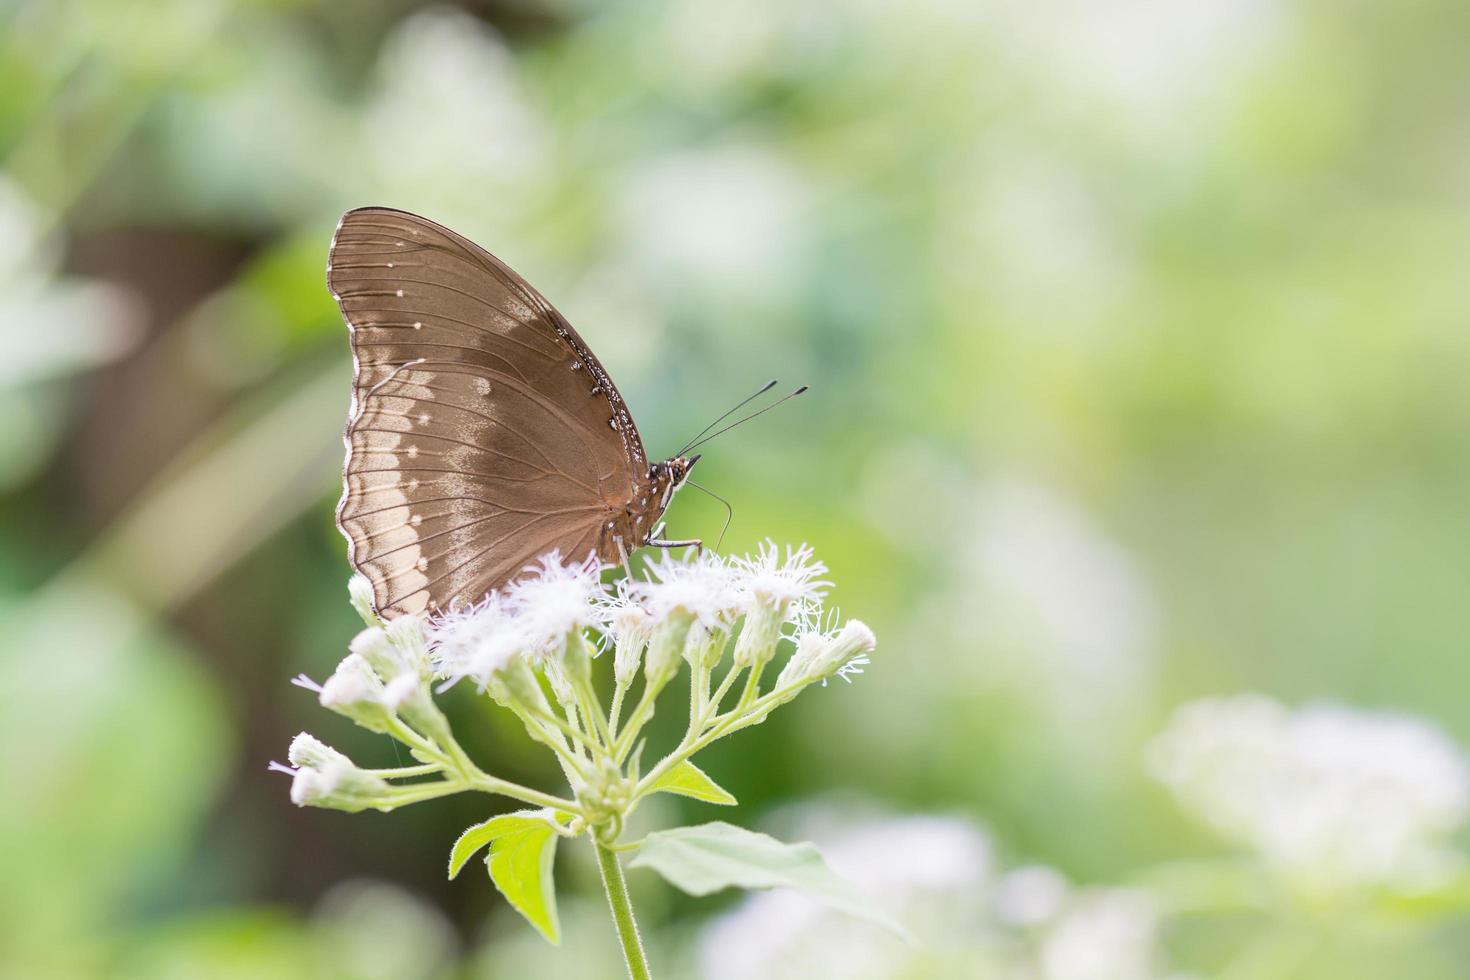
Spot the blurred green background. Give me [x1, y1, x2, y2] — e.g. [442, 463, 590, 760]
[4, 0, 1470, 976]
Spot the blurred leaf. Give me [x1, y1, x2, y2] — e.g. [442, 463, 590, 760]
[646, 759, 737, 806]
[629, 822, 909, 939]
[0, 576, 230, 959]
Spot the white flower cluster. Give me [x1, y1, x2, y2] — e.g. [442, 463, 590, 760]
[425, 541, 860, 696]
[699, 808, 1169, 980]
[1147, 694, 1470, 893]
[291, 611, 438, 736]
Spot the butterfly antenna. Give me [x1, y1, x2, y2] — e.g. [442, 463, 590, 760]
[683, 385, 809, 453]
[677, 379, 779, 456]
[685, 481, 733, 552]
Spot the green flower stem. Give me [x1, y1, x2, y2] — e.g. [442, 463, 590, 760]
[386, 717, 453, 766]
[465, 773, 582, 815]
[565, 700, 594, 761]
[701, 664, 746, 725]
[687, 661, 706, 737]
[632, 679, 808, 802]
[365, 762, 442, 778]
[384, 710, 584, 814]
[608, 679, 630, 736]
[509, 705, 593, 786]
[613, 683, 660, 762]
[525, 704, 595, 750]
[594, 839, 652, 980]
[573, 673, 614, 749]
[380, 780, 472, 810]
[735, 660, 766, 711]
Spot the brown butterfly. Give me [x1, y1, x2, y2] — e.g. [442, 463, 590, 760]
[327, 207, 709, 619]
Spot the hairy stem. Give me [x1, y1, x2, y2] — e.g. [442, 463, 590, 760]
[465, 773, 582, 815]
[594, 839, 652, 980]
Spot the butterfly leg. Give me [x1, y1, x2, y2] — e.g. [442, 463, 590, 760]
[648, 537, 703, 556]
[614, 536, 633, 579]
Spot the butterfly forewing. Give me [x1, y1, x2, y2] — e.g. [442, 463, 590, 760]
[329, 207, 649, 617]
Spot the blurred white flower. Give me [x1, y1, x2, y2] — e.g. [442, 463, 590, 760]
[617, 144, 809, 306]
[1036, 888, 1163, 980]
[1147, 694, 1470, 892]
[699, 811, 992, 980]
[983, 0, 1282, 136]
[365, 9, 548, 189]
[949, 155, 1136, 346]
[965, 478, 1158, 729]
[0, 176, 140, 389]
[995, 864, 1070, 928]
[312, 880, 458, 980]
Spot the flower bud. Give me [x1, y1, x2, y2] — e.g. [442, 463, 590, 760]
[732, 604, 782, 669]
[287, 731, 346, 770]
[776, 631, 827, 689]
[684, 622, 729, 672]
[290, 758, 394, 813]
[319, 653, 393, 732]
[644, 611, 694, 690]
[555, 631, 595, 689]
[494, 655, 546, 711]
[348, 574, 381, 628]
[542, 658, 577, 712]
[777, 620, 876, 689]
[349, 627, 404, 679]
[608, 604, 651, 688]
[386, 615, 431, 676]
[813, 620, 876, 681]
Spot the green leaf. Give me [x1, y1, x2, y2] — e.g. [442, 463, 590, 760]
[486, 813, 562, 944]
[447, 811, 564, 944]
[629, 822, 909, 940]
[647, 760, 737, 806]
[449, 820, 498, 880]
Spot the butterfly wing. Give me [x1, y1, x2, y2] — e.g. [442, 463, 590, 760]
[329, 207, 649, 617]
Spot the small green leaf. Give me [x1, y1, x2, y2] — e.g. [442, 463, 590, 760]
[449, 817, 510, 879]
[629, 822, 909, 940]
[486, 813, 562, 944]
[647, 760, 737, 806]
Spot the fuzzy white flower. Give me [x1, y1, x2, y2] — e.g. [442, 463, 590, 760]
[778, 617, 876, 688]
[294, 654, 395, 732]
[1147, 694, 1470, 892]
[427, 593, 528, 689]
[629, 550, 739, 630]
[598, 585, 653, 687]
[503, 551, 605, 657]
[728, 539, 830, 615]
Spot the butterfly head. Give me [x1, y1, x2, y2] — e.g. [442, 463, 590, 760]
[658, 453, 700, 492]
